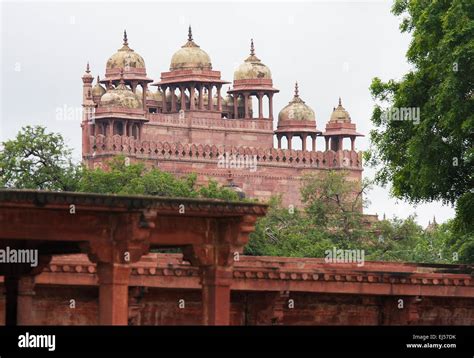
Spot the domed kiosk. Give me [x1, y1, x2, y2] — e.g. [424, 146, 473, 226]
[154, 26, 229, 114]
[274, 82, 321, 151]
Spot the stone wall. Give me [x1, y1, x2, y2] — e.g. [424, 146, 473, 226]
[1, 254, 472, 325]
[85, 135, 362, 206]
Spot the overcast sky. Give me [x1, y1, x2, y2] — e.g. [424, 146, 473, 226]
[0, 0, 455, 226]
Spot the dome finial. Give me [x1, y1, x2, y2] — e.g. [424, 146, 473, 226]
[250, 38, 255, 56]
[86, 62, 90, 73]
[294, 81, 299, 97]
[188, 25, 193, 42]
[123, 30, 128, 46]
[338, 97, 342, 106]
[97, 75, 100, 82]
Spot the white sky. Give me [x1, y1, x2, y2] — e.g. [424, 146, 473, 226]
[0, 0, 455, 227]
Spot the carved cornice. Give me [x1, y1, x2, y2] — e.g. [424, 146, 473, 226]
[0, 190, 267, 216]
[42, 254, 473, 288]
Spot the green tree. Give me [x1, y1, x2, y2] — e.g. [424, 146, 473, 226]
[366, 0, 474, 254]
[246, 171, 373, 257]
[79, 155, 240, 201]
[367, 0, 473, 206]
[0, 125, 81, 191]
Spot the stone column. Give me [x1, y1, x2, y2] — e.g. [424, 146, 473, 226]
[268, 93, 274, 120]
[258, 92, 264, 119]
[338, 137, 343, 151]
[17, 275, 36, 325]
[217, 85, 222, 112]
[190, 84, 195, 111]
[233, 94, 238, 119]
[183, 216, 258, 326]
[161, 86, 167, 113]
[312, 135, 317, 152]
[199, 85, 204, 110]
[108, 120, 114, 137]
[97, 263, 131, 325]
[277, 135, 282, 149]
[302, 134, 307, 151]
[4, 276, 18, 326]
[180, 86, 186, 111]
[141, 83, 147, 111]
[325, 137, 330, 151]
[208, 84, 213, 111]
[351, 136, 355, 151]
[244, 93, 249, 119]
[171, 86, 177, 112]
[138, 124, 143, 141]
[200, 267, 233, 325]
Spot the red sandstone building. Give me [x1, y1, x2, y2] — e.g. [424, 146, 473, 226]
[0, 29, 473, 326]
[82, 29, 363, 207]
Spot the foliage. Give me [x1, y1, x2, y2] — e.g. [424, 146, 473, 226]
[0, 126, 81, 191]
[0, 126, 240, 201]
[79, 155, 241, 200]
[246, 171, 372, 257]
[362, 0, 474, 262]
[366, 0, 473, 206]
[246, 170, 470, 264]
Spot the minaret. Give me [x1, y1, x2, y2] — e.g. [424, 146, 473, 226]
[81, 62, 96, 162]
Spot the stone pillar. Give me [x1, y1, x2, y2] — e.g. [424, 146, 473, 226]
[208, 85, 213, 111]
[108, 120, 114, 137]
[199, 85, 204, 110]
[258, 92, 263, 119]
[288, 134, 293, 150]
[233, 94, 238, 119]
[161, 86, 167, 113]
[325, 137, 330, 151]
[302, 134, 307, 151]
[138, 124, 143, 141]
[97, 262, 131, 325]
[217, 85, 222, 112]
[171, 86, 177, 112]
[268, 93, 274, 120]
[4, 276, 18, 326]
[141, 83, 147, 111]
[351, 136, 355, 151]
[244, 93, 249, 119]
[338, 137, 343, 151]
[17, 275, 36, 325]
[200, 267, 233, 325]
[180, 86, 186, 111]
[312, 135, 317, 152]
[190, 84, 195, 111]
[277, 135, 282, 149]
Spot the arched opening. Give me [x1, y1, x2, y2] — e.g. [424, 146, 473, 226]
[113, 121, 124, 136]
[343, 137, 352, 150]
[292, 135, 303, 151]
[263, 94, 270, 119]
[132, 124, 139, 139]
[250, 95, 257, 118]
